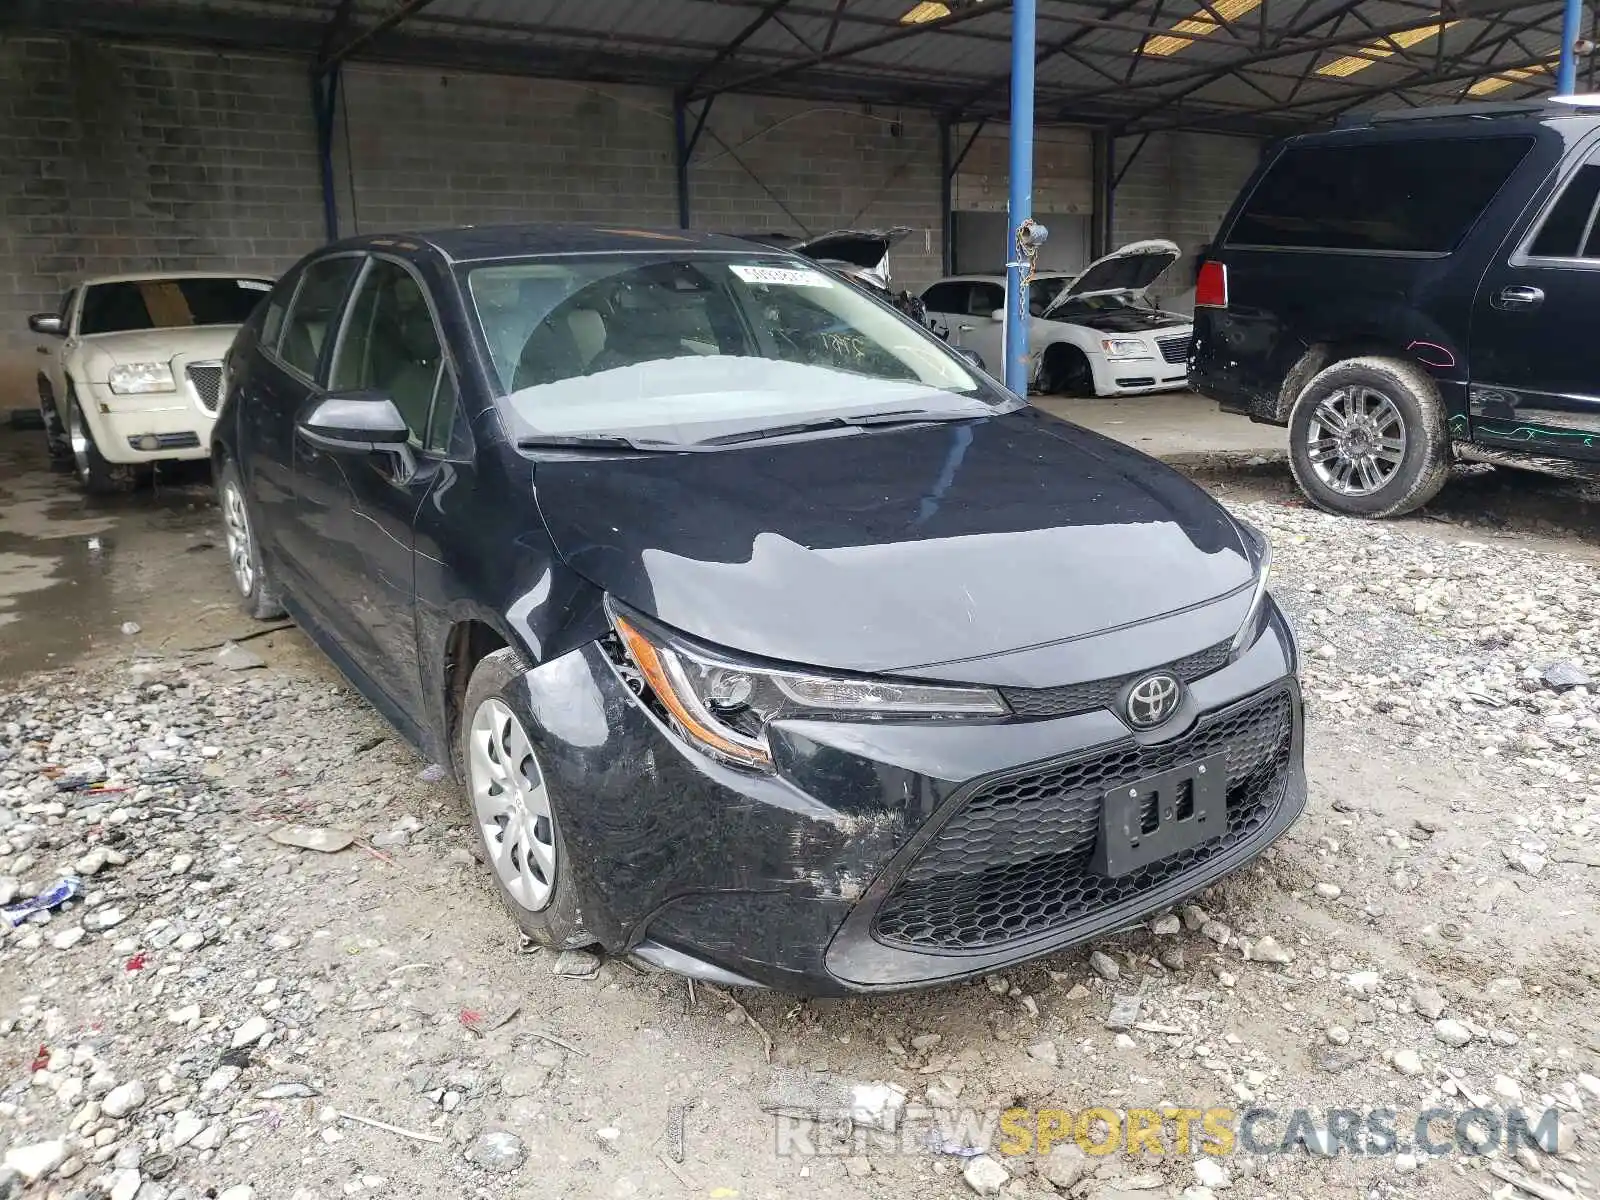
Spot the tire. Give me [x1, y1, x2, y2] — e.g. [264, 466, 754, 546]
[37, 378, 70, 467]
[1038, 344, 1094, 396]
[454, 647, 590, 950]
[216, 460, 286, 620]
[65, 387, 136, 495]
[1287, 356, 1451, 519]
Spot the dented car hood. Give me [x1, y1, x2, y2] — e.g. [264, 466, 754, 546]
[534, 409, 1254, 680]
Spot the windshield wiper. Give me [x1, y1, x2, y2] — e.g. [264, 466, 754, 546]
[516, 433, 687, 454]
[697, 409, 978, 448]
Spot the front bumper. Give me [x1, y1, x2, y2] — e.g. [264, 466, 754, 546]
[519, 601, 1304, 995]
[1089, 350, 1191, 397]
[87, 369, 219, 464]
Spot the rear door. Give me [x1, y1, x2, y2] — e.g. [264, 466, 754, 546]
[248, 255, 364, 594]
[1470, 145, 1600, 455]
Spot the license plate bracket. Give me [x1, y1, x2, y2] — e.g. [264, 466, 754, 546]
[1093, 753, 1227, 878]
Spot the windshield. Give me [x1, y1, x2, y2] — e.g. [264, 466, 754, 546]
[468, 255, 1007, 446]
[79, 277, 272, 336]
[1044, 293, 1143, 320]
[1029, 276, 1072, 316]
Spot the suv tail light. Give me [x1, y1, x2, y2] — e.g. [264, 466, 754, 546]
[1195, 260, 1228, 309]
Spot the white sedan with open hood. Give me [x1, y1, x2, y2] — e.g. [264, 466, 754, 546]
[30, 272, 273, 492]
[921, 240, 1192, 397]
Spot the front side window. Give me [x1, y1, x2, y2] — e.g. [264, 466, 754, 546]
[78, 276, 273, 336]
[468, 255, 1006, 447]
[279, 257, 361, 379]
[332, 258, 445, 441]
[968, 283, 1005, 316]
[1227, 136, 1534, 255]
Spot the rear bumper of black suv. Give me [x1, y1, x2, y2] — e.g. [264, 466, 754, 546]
[518, 601, 1304, 995]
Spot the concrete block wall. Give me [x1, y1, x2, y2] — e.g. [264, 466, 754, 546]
[0, 32, 1260, 391]
[335, 67, 946, 291]
[1112, 131, 1263, 312]
[0, 37, 324, 379]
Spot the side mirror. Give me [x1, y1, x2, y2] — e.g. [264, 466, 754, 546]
[990, 309, 1005, 322]
[29, 314, 64, 337]
[297, 390, 411, 454]
[951, 346, 986, 371]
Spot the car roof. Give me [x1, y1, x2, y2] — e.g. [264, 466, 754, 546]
[328, 223, 778, 264]
[1297, 96, 1600, 149]
[75, 271, 274, 287]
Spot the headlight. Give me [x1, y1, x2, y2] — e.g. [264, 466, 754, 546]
[106, 363, 176, 394]
[608, 605, 1007, 769]
[1101, 338, 1152, 360]
[1230, 519, 1273, 655]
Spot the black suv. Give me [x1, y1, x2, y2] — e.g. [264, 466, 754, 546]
[1190, 98, 1600, 517]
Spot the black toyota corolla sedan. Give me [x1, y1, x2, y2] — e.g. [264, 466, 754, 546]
[210, 224, 1304, 994]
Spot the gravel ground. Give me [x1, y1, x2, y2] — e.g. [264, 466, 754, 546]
[3, 477, 1600, 1200]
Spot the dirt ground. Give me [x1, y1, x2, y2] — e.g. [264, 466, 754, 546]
[3, 420, 1599, 1200]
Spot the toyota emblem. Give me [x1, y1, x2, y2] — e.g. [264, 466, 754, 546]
[1125, 672, 1181, 729]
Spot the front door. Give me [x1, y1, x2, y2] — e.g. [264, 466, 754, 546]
[1470, 148, 1600, 457]
[289, 254, 460, 739]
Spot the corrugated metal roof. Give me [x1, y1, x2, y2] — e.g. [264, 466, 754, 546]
[7, 0, 1585, 134]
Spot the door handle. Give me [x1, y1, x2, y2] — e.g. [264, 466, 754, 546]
[1493, 285, 1544, 310]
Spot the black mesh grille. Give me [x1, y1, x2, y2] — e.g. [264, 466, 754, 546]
[1000, 640, 1231, 721]
[873, 689, 1293, 951]
[186, 363, 224, 414]
[1157, 334, 1192, 365]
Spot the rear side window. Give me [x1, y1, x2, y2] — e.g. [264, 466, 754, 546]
[1227, 136, 1534, 254]
[279, 257, 361, 379]
[921, 282, 969, 313]
[1529, 162, 1600, 258]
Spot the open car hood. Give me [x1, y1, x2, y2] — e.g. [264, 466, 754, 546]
[741, 228, 914, 289]
[1045, 239, 1181, 315]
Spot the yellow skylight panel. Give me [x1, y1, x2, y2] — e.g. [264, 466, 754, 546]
[901, 2, 952, 23]
[1468, 60, 1554, 95]
[1142, 0, 1263, 58]
[1317, 21, 1457, 78]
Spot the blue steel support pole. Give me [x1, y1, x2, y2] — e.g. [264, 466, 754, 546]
[1557, 0, 1583, 94]
[1004, 0, 1037, 395]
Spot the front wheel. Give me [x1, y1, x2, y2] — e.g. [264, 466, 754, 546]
[455, 648, 590, 950]
[1038, 344, 1094, 396]
[1287, 356, 1451, 519]
[66, 389, 135, 495]
[38, 379, 70, 466]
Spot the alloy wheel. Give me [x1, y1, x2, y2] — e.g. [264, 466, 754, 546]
[1304, 386, 1407, 496]
[467, 698, 557, 911]
[221, 483, 256, 596]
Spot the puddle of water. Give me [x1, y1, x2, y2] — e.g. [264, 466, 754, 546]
[0, 428, 237, 677]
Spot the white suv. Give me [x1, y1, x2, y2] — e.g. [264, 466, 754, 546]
[31, 272, 274, 492]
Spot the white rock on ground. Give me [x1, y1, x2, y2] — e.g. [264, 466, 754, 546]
[962, 1154, 1010, 1195]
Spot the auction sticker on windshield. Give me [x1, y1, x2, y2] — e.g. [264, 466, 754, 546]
[730, 265, 833, 288]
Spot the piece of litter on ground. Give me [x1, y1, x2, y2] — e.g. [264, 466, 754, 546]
[3, 878, 83, 927]
[269, 825, 356, 854]
[120, 621, 141, 635]
[334, 1110, 444, 1145]
[417, 763, 448, 783]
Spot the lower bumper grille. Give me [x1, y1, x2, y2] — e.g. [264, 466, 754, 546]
[872, 688, 1294, 951]
[1157, 334, 1192, 365]
[126, 432, 201, 451]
